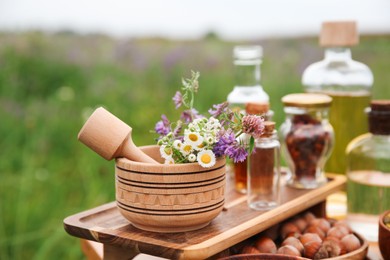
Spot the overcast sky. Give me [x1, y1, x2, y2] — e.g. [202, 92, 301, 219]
[0, 0, 389, 39]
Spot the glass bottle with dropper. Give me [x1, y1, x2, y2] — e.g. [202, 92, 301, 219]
[302, 21, 374, 174]
[227, 45, 271, 193]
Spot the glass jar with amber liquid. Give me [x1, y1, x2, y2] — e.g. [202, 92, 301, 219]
[302, 21, 373, 174]
[279, 93, 334, 189]
[346, 100, 390, 242]
[227, 45, 272, 193]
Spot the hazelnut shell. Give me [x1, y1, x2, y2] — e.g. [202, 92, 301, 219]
[282, 236, 304, 254]
[309, 218, 331, 233]
[299, 232, 323, 245]
[254, 236, 277, 254]
[277, 245, 302, 257]
[303, 240, 322, 259]
[341, 234, 361, 253]
[304, 225, 326, 240]
[280, 222, 301, 239]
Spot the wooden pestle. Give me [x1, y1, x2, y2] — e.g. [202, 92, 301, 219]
[78, 107, 159, 164]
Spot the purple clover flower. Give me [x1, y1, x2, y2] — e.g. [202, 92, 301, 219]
[225, 144, 248, 163]
[172, 91, 183, 109]
[208, 101, 229, 117]
[172, 121, 182, 138]
[213, 129, 236, 157]
[242, 114, 265, 139]
[180, 108, 203, 123]
[155, 114, 171, 136]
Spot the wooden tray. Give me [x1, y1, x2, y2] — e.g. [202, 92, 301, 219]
[64, 173, 346, 259]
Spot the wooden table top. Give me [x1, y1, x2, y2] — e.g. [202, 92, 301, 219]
[64, 172, 347, 259]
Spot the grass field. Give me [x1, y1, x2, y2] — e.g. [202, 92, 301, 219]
[0, 31, 389, 259]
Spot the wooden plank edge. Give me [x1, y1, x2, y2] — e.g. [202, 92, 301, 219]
[63, 201, 117, 242]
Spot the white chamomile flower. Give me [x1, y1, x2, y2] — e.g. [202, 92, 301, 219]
[188, 123, 196, 132]
[181, 142, 193, 155]
[184, 131, 204, 147]
[173, 140, 182, 150]
[197, 150, 216, 168]
[160, 145, 173, 159]
[205, 135, 215, 145]
[188, 153, 196, 162]
[208, 117, 217, 124]
[164, 156, 175, 165]
[194, 142, 205, 151]
[193, 118, 203, 125]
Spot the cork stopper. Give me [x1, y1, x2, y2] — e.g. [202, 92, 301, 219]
[370, 100, 390, 112]
[245, 102, 269, 115]
[282, 93, 332, 108]
[320, 21, 358, 47]
[261, 121, 276, 137]
[368, 100, 390, 135]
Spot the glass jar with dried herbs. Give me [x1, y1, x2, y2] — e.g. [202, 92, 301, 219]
[279, 93, 334, 189]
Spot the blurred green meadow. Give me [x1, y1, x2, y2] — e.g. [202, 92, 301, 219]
[0, 31, 389, 259]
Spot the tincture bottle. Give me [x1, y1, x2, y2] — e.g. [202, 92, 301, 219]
[247, 121, 281, 210]
[227, 45, 271, 193]
[302, 21, 374, 174]
[346, 100, 390, 242]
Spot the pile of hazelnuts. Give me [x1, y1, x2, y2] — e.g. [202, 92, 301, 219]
[239, 211, 361, 259]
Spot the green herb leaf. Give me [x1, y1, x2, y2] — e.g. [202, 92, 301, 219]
[249, 136, 255, 154]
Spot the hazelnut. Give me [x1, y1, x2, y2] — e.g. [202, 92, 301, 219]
[313, 245, 329, 259]
[299, 233, 322, 245]
[332, 220, 352, 233]
[277, 245, 301, 257]
[309, 218, 331, 233]
[327, 218, 337, 227]
[303, 211, 316, 223]
[304, 225, 325, 240]
[321, 239, 342, 257]
[262, 224, 280, 241]
[254, 236, 277, 254]
[303, 240, 322, 259]
[280, 222, 300, 239]
[284, 231, 301, 239]
[341, 234, 361, 253]
[292, 217, 308, 232]
[327, 226, 349, 240]
[281, 236, 304, 254]
[241, 245, 260, 254]
[323, 235, 340, 243]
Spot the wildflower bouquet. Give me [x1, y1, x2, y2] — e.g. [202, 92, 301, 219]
[155, 71, 265, 168]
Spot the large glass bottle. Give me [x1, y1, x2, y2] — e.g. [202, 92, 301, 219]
[302, 21, 374, 174]
[227, 45, 270, 193]
[346, 100, 390, 242]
